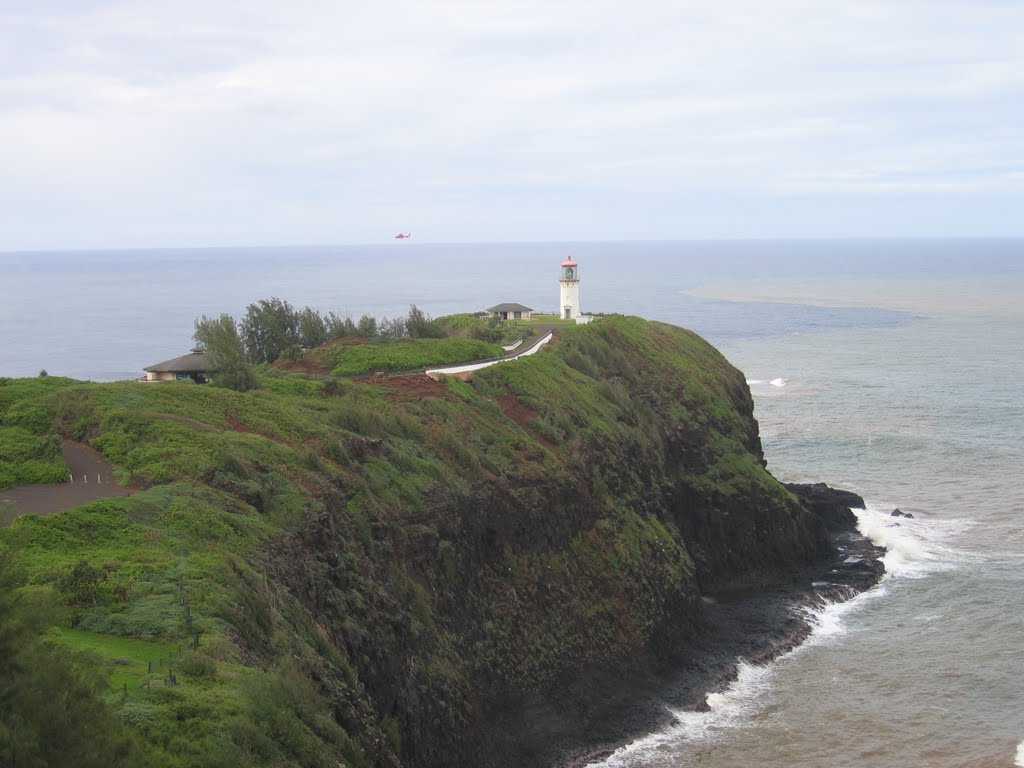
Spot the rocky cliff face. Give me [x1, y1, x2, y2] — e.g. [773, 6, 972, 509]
[261, 316, 855, 767]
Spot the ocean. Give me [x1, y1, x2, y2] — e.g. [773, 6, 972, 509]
[2, 239, 1022, 766]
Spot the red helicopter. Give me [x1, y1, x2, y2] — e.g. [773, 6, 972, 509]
[394, 233, 412, 239]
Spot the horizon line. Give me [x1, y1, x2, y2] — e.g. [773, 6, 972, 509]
[3, 234, 1024, 256]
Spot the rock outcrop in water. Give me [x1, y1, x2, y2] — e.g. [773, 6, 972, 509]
[0, 316, 884, 768]
[785, 482, 864, 529]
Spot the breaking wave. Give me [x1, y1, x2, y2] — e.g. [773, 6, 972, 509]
[588, 502, 965, 767]
[854, 505, 970, 580]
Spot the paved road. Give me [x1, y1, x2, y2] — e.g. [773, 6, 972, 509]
[426, 325, 559, 379]
[0, 441, 130, 517]
[505, 324, 559, 358]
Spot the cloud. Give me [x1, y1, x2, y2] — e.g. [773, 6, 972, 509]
[1, 0, 1023, 248]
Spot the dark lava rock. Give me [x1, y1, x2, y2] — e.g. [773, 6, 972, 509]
[785, 482, 865, 532]
[891, 508, 915, 518]
[556, 484, 886, 768]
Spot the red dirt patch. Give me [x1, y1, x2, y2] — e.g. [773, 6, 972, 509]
[272, 337, 373, 375]
[496, 395, 559, 452]
[225, 414, 257, 434]
[272, 358, 331, 375]
[318, 336, 369, 348]
[496, 395, 538, 428]
[376, 374, 450, 402]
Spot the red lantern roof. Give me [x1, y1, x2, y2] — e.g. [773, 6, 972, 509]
[561, 256, 578, 267]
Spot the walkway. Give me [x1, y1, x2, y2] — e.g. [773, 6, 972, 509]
[0, 441, 131, 518]
[426, 325, 557, 379]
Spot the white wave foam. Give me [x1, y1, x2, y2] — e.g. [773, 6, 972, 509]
[591, 587, 889, 767]
[798, 587, 887, 650]
[1015, 740, 1024, 768]
[588, 661, 776, 767]
[746, 377, 790, 389]
[854, 506, 968, 579]
[589, 502, 967, 767]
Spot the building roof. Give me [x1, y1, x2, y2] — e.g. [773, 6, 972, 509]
[486, 303, 534, 313]
[561, 256, 578, 267]
[144, 347, 210, 373]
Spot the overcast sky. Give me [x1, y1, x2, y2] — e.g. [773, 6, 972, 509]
[2, 0, 1023, 249]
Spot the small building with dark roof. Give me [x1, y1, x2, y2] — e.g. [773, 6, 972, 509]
[143, 347, 212, 383]
[486, 303, 534, 321]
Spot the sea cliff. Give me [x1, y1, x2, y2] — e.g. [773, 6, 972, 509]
[0, 316, 882, 767]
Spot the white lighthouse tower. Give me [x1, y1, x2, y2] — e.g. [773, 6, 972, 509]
[559, 256, 580, 320]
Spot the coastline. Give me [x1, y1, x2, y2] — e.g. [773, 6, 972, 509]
[554, 489, 885, 768]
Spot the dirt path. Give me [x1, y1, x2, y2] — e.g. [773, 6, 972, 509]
[0, 441, 131, 517]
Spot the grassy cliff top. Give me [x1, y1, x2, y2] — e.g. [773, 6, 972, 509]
[0, 315, 801, 768]
[274, 335, 504, 377]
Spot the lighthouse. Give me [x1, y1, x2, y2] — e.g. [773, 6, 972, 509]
[559, 256, 580, 320]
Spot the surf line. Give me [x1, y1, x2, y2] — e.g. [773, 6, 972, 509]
[588, 500, 929, 767]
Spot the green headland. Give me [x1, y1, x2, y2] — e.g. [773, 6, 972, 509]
[0, 314, 843, 768]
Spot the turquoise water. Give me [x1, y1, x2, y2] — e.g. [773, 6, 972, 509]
[2, 240, 1023, 766]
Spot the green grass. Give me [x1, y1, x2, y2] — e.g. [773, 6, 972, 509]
[526, 314, 576, 325]
[47, 626, 188, 691]
[434, 313, 530, 344]
[327, 337, 503, 375]
[0, 375, 80, 419]
[0, 378, 73, 488]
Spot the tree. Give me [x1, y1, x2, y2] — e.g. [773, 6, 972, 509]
[325, 312, 358, 340]
[60, 560, 106, 607]
[405, 305, 444, 339]
[193, 314, 258, 392]
[377, 316, 406, 338]
[296, 306, 327, 349]
[239, 297, 299, 364]
[355, 314, 377, 338]
[0, 550, 138, 767]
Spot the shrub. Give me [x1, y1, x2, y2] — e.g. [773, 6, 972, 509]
[61, 560, 107, 606]
[0, 426, 67, 489]
[178, 651, 218, 677]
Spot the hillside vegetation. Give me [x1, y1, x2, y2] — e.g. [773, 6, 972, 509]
[0, 376, 78, 490]
[281, 335, 503, 377]
[0, 316, 829, 768]
[192, 300, 515, 390]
